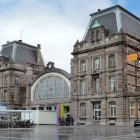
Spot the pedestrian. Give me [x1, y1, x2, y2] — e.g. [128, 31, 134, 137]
[70, 116, 73, 126]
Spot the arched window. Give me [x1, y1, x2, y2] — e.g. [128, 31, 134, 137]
[33, 76, 69, 100]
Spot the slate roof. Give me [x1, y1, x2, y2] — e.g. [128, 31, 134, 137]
[83, 5, 140, 41]
[1, 40, 44, 66]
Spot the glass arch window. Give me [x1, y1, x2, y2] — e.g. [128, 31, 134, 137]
[33, 76, 69, 100]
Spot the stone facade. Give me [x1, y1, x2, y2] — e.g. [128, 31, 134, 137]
[70, 5, 140, 126]
[0, 40, 44, 109]
[0, 41, 71, 115]
[29, 62, 71, 114]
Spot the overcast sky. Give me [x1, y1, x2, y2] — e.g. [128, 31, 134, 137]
[0, 0, 139, 72]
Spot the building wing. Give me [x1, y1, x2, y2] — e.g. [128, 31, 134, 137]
[84, 5, 140, 41]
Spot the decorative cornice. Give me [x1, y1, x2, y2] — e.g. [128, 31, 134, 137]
[72, 32, 140, 56]
[0, 67, 26, 72]
[72, 41, 125, 55]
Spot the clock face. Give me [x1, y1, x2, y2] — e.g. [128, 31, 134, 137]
[34, 76, 69, 100]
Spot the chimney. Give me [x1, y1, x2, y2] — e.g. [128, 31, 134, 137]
[36, 44, 41, 64]
[37, 44, 41, 48]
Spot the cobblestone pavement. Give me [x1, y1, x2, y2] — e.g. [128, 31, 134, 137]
[0, 125, 140, 140]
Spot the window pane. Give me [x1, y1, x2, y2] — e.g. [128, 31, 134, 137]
[99, 111, 101, 116]
[130, 102, 135, 117]
[94, 103, 101, 121]
[114, 107, 116, 116]
[109, 75, 116, 92]
[80, 104, 86, 117]
[34, 76, 69, 100]
[15, 76, 19, 85]
[111, 107, 113, 116]
[94, 78, 100, 93]
[131, 102, 135, 107]
[110, 102, 116, 117]
[109, 54, 115, 67]
[80, 80, 87, 95]
[131, 109, 135, 116]
[95, 58, 100, 70]
[80, 60, 86, 72]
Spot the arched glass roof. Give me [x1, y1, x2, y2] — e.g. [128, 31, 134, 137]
[31, 73, 70, 101]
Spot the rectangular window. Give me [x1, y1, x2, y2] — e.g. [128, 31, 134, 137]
[4, 76, 8, 85]
[94, 77, 100, 93]
[80, 60, 86, 72]
[130, 102, 135, 117]
[80, 80, 87, 95]
[108, 54, 116, 68]
[64, 106, 69, 113]
[39, 107, 44, 110]
[15, 76, 19, 85]
[94, 103, 101, 121]
[46, 107, 52, 111]
[109, 102, 116, 117]
[94, 58, 100, 70]
[31, 108, 36, 110]
[109, 75, 116, 92]
[80, 104, 86, 118]
[4, 90, 7, 101]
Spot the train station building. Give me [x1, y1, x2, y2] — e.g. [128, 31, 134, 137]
[70, 5, 140, 126]
[0, 40, 71, 116]
[0, 5, 140, 126]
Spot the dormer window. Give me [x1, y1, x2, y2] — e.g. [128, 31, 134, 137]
[91, 20, 101, 29]
[89, 20, 106, 42]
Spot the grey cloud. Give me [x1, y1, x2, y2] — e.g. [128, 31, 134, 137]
[0, 0, 114, 72]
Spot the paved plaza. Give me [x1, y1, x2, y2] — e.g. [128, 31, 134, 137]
[0, 125, 140, 140]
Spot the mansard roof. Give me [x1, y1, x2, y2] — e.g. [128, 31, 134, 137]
[1, 40, 44, 66]
[90, 5, 140, 21]
[83, 5, 140, 41]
